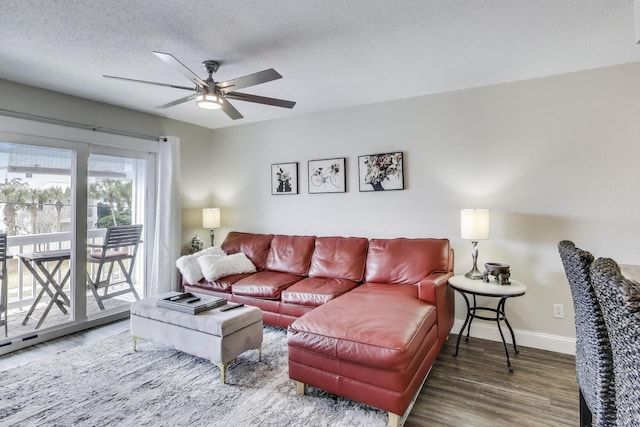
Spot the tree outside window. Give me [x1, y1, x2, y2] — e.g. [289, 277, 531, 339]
[89, 179, 132, 228]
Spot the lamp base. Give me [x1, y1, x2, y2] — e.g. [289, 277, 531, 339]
[210, 229, 215, 247]
[465, 240, 484, 280]
[465, 267, 484, 280]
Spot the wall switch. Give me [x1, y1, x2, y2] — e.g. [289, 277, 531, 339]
[553, 304, 564, 319]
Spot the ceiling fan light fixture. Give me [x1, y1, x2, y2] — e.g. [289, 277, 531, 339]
[196, 93, 222, 110]
[106, 52, 294, 120]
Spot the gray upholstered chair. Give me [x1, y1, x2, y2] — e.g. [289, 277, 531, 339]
[558, 241, 616, 426]
[591, 257, 640, 426]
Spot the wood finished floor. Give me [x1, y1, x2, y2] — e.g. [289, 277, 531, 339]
[406, 336, 578, 427]
[0, 322, 578, 426]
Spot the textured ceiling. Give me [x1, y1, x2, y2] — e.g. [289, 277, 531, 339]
[1, 0, 638, 130]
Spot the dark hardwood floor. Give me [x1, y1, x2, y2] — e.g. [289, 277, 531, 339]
[407, 335, 578, 426]
[0, 322, 578, 426]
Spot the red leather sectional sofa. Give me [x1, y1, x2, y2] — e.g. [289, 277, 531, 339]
[183, 231, 455, 426]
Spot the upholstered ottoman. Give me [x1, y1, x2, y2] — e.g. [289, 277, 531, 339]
[130, 292, 263, 383]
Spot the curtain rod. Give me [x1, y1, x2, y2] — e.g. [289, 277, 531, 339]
[0, 108, 167, 142]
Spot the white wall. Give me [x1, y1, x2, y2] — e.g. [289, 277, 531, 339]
[203, 63, 640, 352]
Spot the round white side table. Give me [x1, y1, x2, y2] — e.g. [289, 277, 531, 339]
[448, 275, 527, 372]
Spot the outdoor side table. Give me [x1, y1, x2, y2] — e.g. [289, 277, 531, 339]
[448, 274, 527, 372]
[18, 249, 71, 329]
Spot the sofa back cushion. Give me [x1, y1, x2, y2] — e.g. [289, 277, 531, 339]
[221, 231, 273, 270]
[265, 234, 316, 276]
[308, 236, 369, 281]
[364, 238, 451, 285]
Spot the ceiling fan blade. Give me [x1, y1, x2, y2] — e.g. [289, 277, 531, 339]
[152, 51, 209, 88]
[103, 75, 194, 91]
[224, 92, 296, 109]
[157, 94, 197, 109]
[217, 69, 282, 92]
[220, 99, 244, 120]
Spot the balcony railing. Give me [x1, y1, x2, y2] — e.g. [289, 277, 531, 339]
[6, 229, 138, 311]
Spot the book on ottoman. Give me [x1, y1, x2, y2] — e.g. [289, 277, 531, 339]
[156, 292, 227, 314]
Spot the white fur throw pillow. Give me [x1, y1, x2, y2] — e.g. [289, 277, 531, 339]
[197, 252, 257, 282]
[176, 246, 227, 284]
[199, 246, 227, 257]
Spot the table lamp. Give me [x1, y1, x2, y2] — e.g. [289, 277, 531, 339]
[202, 208, 221, 247]
[461, 208, 489, 280]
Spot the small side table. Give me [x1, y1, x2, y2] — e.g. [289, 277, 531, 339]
[448, 275, 527, 372]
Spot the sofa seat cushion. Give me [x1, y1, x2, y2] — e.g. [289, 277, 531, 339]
[232, 271, 303, 299]
[281, 277, 359, 307]
[187, 273, 254, 293]
[288, 283, 437, 370]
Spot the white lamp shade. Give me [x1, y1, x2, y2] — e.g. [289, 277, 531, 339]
[461, 209, 489, 240]
[202, 208, 221, 229]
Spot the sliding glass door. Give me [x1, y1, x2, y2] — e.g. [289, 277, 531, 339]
[0, 124, 157, 352]
[0, 142, 76, 337]
[86, 153, 148, 318]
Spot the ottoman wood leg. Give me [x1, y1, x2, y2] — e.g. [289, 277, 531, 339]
[132, 336, 138, 351]
[258, 346, 262, 362]
[296, 381, 306, 395]
[213, 361, 228, 384]
[388, 412, 401, 427]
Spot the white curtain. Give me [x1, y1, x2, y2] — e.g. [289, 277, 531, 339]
[149, 136, 182, 295]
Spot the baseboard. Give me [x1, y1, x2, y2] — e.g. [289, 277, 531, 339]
[452, 319, 576, 355]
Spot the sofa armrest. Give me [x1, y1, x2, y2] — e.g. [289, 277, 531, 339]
[418, 272, 454, 346]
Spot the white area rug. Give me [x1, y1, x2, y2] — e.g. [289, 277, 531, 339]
[0, 326, 387, 426]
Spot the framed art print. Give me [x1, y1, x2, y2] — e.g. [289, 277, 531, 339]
[271, 162, 298, 195]
[358, 152, 404, 192]
[308, 157, 346, 194]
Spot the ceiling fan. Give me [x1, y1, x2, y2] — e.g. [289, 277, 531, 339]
[103, 51, 296, 120]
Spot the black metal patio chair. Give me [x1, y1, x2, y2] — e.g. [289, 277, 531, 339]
[87, 224, 142, 310]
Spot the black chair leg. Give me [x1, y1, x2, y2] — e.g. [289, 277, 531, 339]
[579, 388, 593, 427]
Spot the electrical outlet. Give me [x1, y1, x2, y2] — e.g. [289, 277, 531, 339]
[553, 304, 564, 319]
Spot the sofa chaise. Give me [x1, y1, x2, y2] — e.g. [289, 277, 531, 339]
[182, 231, 455, 426]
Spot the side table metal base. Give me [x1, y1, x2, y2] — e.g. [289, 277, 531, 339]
[452, 292, 519, 372]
